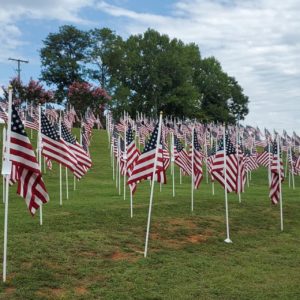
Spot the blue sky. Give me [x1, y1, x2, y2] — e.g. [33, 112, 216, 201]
[0, 0, 299, 133]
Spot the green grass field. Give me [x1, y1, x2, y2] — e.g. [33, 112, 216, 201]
[0, 128, 300, 299]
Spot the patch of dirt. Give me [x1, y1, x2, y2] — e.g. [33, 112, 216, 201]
[150, 227, 214, 249]
[167, 218, 198, 229]
[109, 250, 139, 262]
[75, 286, 88, 295]
[186, 234, 207, 243]
[5, 287, 16, 295]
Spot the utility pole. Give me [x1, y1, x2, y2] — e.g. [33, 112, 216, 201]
[8, 58, 29, 81]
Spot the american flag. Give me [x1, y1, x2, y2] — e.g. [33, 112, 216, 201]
[9, 105, 49, 215]
[173, 135, 192, 175]
[288, 148, 299, 175]
[24, 112, 39, 131]
[162, 142, 170, 171]
[211, 133, 238, 193]
[269, 141, 284, 204]
[0, 106, 8, 123]
[126, 126, 140, 170]
[61, 122, 92, 179]
[127, 122, 166, 193]
[41, 113, 78, 173]
[126, 126, 140, 193]
[243, 149, 259, 172]
[207, 144, 216, 182]
[257, 144, 273, 167]
[236, 144, 246, 193]
[191, 129, 203, 189]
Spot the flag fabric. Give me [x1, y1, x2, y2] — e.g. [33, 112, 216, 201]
[9, 105, 49, 215]
[61, 122, 92, 174]
[236, 144, 246, 193]
[126, 126, 140, 193]
[24, 112, 39, 131]
[269, 141, 284, 204]
[126, 126, 140, 171]
[211, 133, 238, 193]
[127, 123, 166, 193]
[0, 106, 8, 122]
[243, 149, 259, 172]
[173, 135, 192, 175]
[191, 129, 203, 189]
[257, 145, 273, 167]
[41, 113, 78, 173]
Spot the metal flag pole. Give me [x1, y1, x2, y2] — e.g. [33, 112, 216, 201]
[236, 124, 241, 203]
[65, 167, 69, 200]
[59, 112, 62, 206]
[123, 113, 127, 201]
[277, 135, 283, 231]
[38, 104, 43, 225]
[290, 147, 295, 190]
[191, 127, 195, 212]
[171, 132, 175, 197]
[223, 125, 232, 244]
[2, 86, 13, 282]
[2, 127, 6, 204]
[118, 136, 121, 196]
[144, 112, 163, 258]
[112, 144, 115, 181]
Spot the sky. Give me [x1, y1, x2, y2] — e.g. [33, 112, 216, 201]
[0, 0, 299, 133]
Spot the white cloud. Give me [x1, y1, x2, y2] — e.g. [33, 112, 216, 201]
[96, 0, 300, 133]
[0, 0, 95, 64]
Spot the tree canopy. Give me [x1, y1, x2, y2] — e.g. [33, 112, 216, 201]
[40, 26, 249, 123]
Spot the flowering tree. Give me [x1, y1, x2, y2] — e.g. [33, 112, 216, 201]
[68, 81, 111, 117]
[1, 77, 26, 105]
[1, 78, 54, 105]
[25, 79, 54, 104]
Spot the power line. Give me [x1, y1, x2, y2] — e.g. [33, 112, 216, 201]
[8, 57, 29, 81]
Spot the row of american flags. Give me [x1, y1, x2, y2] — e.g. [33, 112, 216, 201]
[1, 99, 97, 215]
[107, 112, 300, 205]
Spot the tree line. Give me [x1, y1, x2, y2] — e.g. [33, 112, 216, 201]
[38, 25, 249, 123]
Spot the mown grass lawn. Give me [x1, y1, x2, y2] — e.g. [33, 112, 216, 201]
[0, 128, 300, 299]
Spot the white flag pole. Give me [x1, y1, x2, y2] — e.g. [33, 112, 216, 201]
[65, 167, 69, 200]
[59, 112, 62, 206]
[277, 135, 283, 231]
[118, 136, 121, 196]
[191, 127, 194, 212]
[268, 140, 271, 186]
[144, 112, 163, 258]
[223, 125, 232, 243]
[204, 130, 208, 184]
[2, 86, 13, 282]
[171, 132, 175, 197]
[123, 113, 127, 201]
[179, 168, 182, 184]
[112, 144, 115, 181]
[74, 175, 76, 191]
[38, 104, 43, 225]
[2, 127, 6, 204]
[236, 125, 241, 203]
[290, 147, 295, 190]
[130, 189, 133, 218]
[284, 150, 288, 178]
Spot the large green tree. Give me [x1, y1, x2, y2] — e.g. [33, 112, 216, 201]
[39, 26, 249, 123]
[40, 25, 89, 102]
[109, 29, 201, 119]
[86, 28, 124, 91]
[195, 57, 248, 123]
